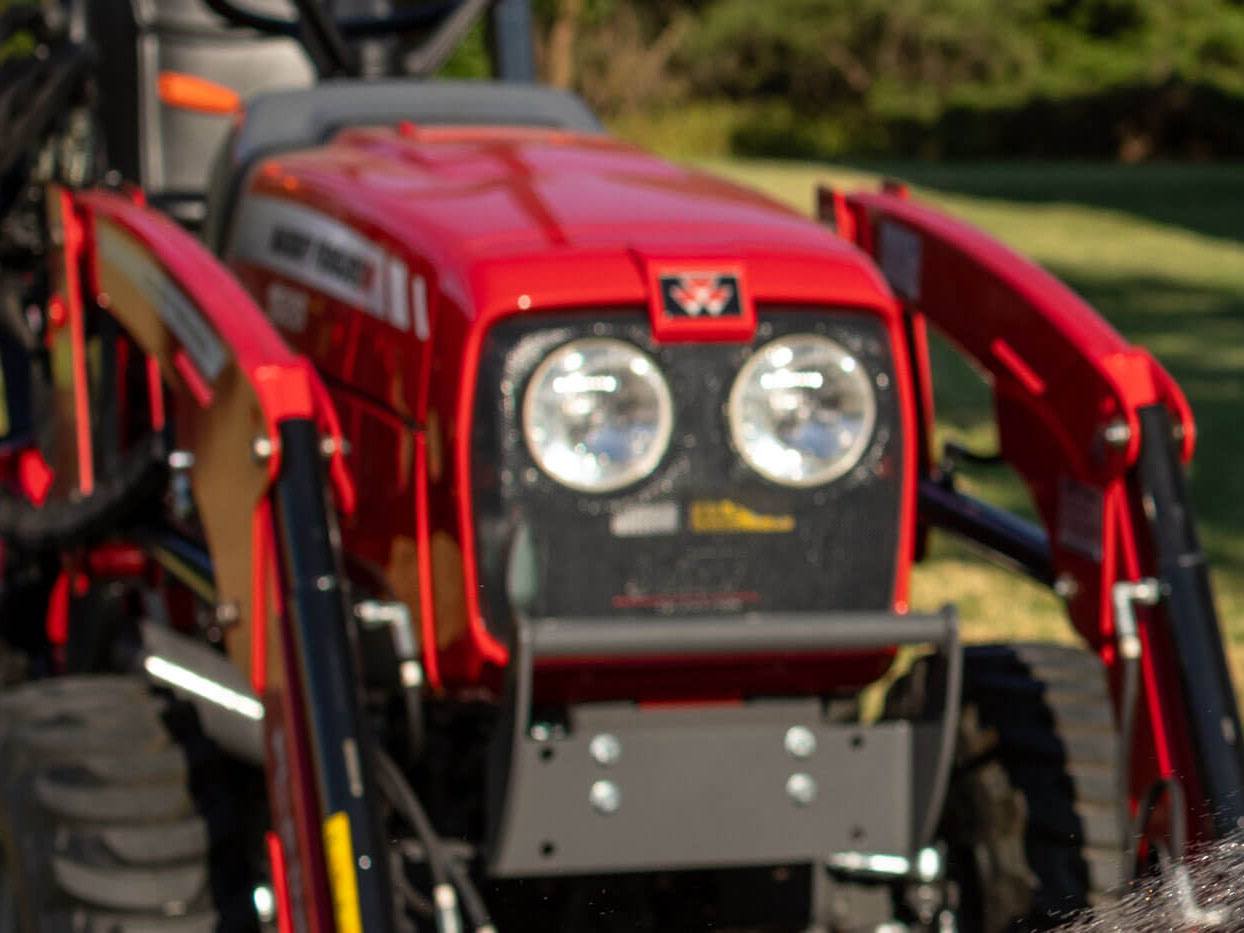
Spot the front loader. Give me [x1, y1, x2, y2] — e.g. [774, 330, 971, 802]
[0, 2, 1240, 930]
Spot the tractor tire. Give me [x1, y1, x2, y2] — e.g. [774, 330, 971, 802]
[944, 643, 1126, 932]
[0, 675, 257, 932]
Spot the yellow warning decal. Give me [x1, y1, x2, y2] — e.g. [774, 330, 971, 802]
[689, 500, 795, 534]
[322, 811, 363, 933]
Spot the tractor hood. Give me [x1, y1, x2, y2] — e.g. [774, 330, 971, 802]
[244, 125, 892, 303]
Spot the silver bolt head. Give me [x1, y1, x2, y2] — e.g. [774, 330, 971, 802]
[1054, 574, 1079, 600]
[252, 885, 276, 923]
[251, 435, 275, 462]
[529, 723, 552, 742]
[320, 435, 352, 458]
[786, 772, 817, 807]
[1102, 418, 1132, 449]
[215, 601, 241, 626]
[784, 725, 817, 759]
[916, 846, 942, 882]
[589, 779, 621, 815]
[589, 733, 622, 767]
[168, 450, 195, 471]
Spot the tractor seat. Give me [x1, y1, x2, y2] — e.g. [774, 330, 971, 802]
[89, 0, 316, 230]
[202, 79, 604, 252]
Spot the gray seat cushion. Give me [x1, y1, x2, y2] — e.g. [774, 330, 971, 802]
[233, 78, 603, 166]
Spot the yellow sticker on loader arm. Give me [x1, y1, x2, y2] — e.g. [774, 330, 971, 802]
[323, 811, 364, 933]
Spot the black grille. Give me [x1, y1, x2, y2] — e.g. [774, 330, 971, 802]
[471, 310, 905, 641]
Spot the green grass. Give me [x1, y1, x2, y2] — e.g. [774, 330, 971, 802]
[693, 157, 1244, 686]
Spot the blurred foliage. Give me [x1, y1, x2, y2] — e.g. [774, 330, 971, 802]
[533, 0, 1244, 159]
[0, 0, 37, 63]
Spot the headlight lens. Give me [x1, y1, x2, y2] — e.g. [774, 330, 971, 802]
[728, 334, 877, 487]
[523, 338, 673, 493]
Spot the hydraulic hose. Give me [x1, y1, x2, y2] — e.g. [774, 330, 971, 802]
[373, 749, 495, 933]
[0, 436, 166, 552]
[1118, 649, 1141, 882]
[1112, 578, 1161, 883]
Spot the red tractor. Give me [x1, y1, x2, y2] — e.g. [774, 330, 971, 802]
[0, 2, 1240, 930]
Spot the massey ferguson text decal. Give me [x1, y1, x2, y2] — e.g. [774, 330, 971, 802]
[659, 272, 743, 319]
[228, 196, 420, 335]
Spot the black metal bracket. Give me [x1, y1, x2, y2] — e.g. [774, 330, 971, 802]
[486, 609, 962, 877]
[271, 419, 394, 933]
[918, 476, 1054, 586]
[1132, 404, 1244, 837]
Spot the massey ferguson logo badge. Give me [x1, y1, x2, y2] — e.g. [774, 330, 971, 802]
[660, 272, 743, 319]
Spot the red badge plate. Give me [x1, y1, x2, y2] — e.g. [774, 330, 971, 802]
[645, 261, 756, 343]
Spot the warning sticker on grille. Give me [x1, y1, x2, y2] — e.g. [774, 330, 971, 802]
[1058, 477, 1104, 561]
[610, 502, 680, 537]
[690, 500, 795, 534]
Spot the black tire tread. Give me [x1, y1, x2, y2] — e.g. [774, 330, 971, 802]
[0, 675, 253, 931]
[956, 642, 1126, 929]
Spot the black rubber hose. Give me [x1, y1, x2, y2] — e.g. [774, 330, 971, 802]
[1129, 775, 1189, 875]
[373, 749, 496, 933]
[400, 681, 426, 770]
[372, 749, 452, 887]
[1118, 649, 1141, 882]
[444, 854, 494, 933]
[0, 435, 166, 552]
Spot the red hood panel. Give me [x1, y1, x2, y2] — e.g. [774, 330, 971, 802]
[262, 126, 867, 262]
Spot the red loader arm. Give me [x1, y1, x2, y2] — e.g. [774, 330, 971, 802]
[21, 187, 390, 933]
[825, 185, 1244, 854]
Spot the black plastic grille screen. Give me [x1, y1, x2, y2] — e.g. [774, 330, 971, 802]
[470, 310, 905, 640]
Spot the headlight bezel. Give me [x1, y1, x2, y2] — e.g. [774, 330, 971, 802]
[521, 336, 675, 494]
[726, 332, 878, 488]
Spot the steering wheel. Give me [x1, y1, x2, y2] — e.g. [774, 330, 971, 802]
[201, 0, 461, 40]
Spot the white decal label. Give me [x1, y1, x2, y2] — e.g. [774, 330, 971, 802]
[610, 502, 680, 538]
[229, 195, 416, 334]
[411, 275, 430, 342]
[386, 257, 410, 332]
[1058, 477, 1104, 561]
[878, 221, 922, 301]
[97, 227, 228, 381]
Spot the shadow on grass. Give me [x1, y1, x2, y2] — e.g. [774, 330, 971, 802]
[729, 80, 1244, 245]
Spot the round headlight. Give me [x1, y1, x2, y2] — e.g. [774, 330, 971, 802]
[728, 334, 877, 487]
[523, 338, 673, 493]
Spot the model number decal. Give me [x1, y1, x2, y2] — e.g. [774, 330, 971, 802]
[229, 195, 421, 336]
[1058, 477, 1104, 561]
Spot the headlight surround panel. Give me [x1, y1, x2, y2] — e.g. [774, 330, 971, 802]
[471, 310, 904, 638]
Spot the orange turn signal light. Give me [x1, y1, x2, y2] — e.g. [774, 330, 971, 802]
[158, 71, 241, 116]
